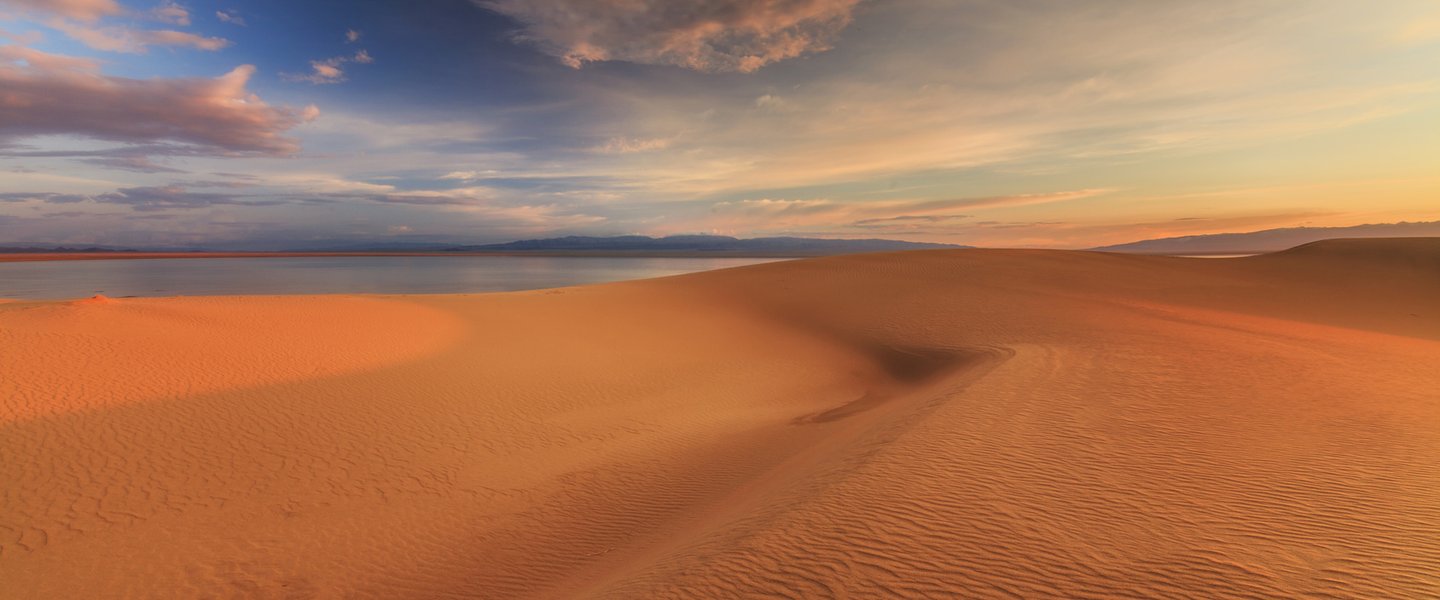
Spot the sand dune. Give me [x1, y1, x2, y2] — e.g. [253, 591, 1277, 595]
[2, 238, 1438, 598]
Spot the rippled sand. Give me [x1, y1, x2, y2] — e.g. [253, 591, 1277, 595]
[3, 238, 1438, 598]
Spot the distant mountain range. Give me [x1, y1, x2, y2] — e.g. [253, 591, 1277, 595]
[0, 236, 964, 257]
[1093, 221, 1440, 254]
[448, 235, 965, 256]
[0, 246, 139, 254]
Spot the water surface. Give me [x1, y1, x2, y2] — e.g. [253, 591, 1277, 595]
[0, 256, 782, 300]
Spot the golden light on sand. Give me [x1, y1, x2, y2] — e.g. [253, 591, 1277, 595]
[2, 239, 1437, 597]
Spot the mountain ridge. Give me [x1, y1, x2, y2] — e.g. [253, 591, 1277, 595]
[1093, 221, 1440, 254]
[449, 234, 966, 255]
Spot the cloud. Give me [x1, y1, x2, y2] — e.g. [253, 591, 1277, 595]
[345, 29, 360, 43]
[0, 0, 122, 21]
[215, 9, 244, 26]
[81, 155, 186, 173]
[478, 0, 862, 72]
[689, 189, 1112, 235]
[0, 46, 313, 154]
[0, 142, 235, 161]
[284, 50, 373, 84]
[46, 18, 229, 52]
[593, 136, 671, 154]
[504, 0, 1440, 207]
[9, 0, 228, 52]
[94, 185, 253, 211]
[288, 57, 345, 84]
[149, 0, 188, 25]
[0, 191, 89, 203]
[753, 93, 788, 110]
[850, 214, 971, 229]
[266, 174, 609, 225]
[0, 184, 276, 211]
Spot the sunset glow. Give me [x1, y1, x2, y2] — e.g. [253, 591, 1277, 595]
[2, 1, 1437, 247]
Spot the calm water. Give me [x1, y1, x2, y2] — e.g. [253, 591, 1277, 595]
[0, 256, 782, 300]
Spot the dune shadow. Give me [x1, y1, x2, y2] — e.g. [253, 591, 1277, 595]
[793, 345, 1006, 425]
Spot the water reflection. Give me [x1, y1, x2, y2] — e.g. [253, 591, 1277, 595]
[0, 256, 782, 300]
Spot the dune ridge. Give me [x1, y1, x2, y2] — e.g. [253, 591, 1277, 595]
[2, 238, 1438, 598]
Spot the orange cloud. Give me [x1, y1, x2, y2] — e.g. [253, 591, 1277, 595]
[479, 0, 862, 72]
[684, 189, 1114, 235]
[284, 49, 374, 84]
[47, 19, 229, 52]
[1, 0, 121, 21]
[149, 0, 188, 25]
[0, 46, 311, 154]
[6, 0, 226, 52]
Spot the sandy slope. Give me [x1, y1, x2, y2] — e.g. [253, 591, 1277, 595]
[2, 238, 1438, 599]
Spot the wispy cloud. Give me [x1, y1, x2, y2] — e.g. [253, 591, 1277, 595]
[1, 0, 122, 21]
[0, 191, 90, 203]
[7, 0, 230, 52]
[149, 0, 188, 25]
[478, 0, 862, 72]
[95, 185, 255, 211]
[284, 47, 373, 84]
[592, 136, 672, 154]
[215, 9, 244, 26]
[5, 0, 1438, 249]
[46, 19, 228, 52]
[685, 190, 1114, 236]
[81, 155, 185, 173]
[0, 185, 262, 211]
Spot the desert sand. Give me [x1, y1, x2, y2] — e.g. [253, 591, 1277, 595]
[2, 238, 1438, 598]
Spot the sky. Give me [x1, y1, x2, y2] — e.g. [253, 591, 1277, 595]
[0, 0, 1437, 249]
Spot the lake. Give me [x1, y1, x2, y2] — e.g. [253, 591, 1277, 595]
[0, 256, 783, 300]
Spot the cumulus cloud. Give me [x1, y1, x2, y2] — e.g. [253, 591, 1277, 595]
[0, 45, 313, 154]
[345, 29, 360, 43]
[478, 0, 862, 72]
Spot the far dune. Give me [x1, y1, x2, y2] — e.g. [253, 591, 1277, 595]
[2, 238, 1438, 598]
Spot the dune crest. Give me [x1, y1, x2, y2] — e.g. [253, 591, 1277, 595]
[2, 239, 1438, 598]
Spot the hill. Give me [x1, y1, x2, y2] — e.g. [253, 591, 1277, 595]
[1093, 220, 1440, 254]
[450, 234, 965, 256]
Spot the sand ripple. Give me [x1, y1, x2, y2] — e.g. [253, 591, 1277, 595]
[3, 239, 1438, 598]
